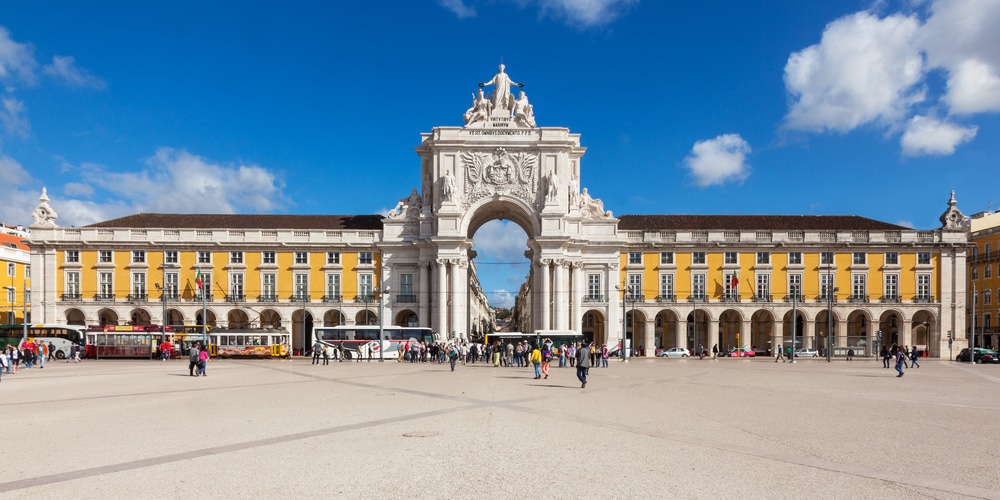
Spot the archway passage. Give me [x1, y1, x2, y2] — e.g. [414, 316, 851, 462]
[98, 308, 119, 327]
[65, 308, 85, 326]
[469, 217, 530, 315]
[582, 310, 605, 344]
[228, 309, 250, 328]
[129, 308, 151, 326]
[394, 309, 418, 327]
[656, 310, 679, 350]
[260, 309, 282, 328]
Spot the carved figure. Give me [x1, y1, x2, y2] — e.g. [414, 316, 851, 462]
[463, 89, 493, 126]
[512, 91, 536, 127]
[442, 170, 457, 202]
[479, 64, 523, 114]
[579, 188, 611, 218]
[388, 188, 423, 218]
[545, 171, 559, 202]
[569, 175, 580, 207]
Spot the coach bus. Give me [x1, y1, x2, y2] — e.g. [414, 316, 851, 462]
[1, 323, 87, 359]
[313, 326, 440, 360]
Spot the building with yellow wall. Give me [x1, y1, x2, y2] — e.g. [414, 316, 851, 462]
[1, 225, 31, 325]
[969, 208, 1000, 351]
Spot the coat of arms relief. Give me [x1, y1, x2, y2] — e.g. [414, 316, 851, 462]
[461, 147, 537, 208]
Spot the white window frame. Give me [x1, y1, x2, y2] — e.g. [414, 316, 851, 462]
[66, 272, 81, 296]
[884, 274, 898, 300]
[756, 252, 770, 265]
[659, 252, 673, 265]
[788, 252, 802, 265]
[294, 273, 308, 300]
[132, 250, 146, 263]
[587, 274, 601, 300]
[627, 274, 642, 301]
[326, 273, 341, 300]
[359, 252, 373, 265]
[132, 272, 146, 298]
[658, 273, 674, 300]
[853, 252, 866, 265]
[99, 271, 114, 298]
[724, 272, 739, 299]
[358, 273, 373, 299]
[229, 272, 245, 299]
[724, 252, 738, 265]
[99, 250, 113, 263]
[756, 273, 770, 299]
[821, 252, 834, 265]
[692, 273, 706, 299]
[262, 273, 276, 299]
[66, 250, 80, 263]
[262, 251, 276, 264]
[399, 273, 413, 301]
[917, 274, 931, 299]
[852, 273, 867, 299]
[917, 252, 931, 265]
[165, 272, 178, 298]
[294, 252, 308, 265]
[230, 251, 244, 265]
[788, 273, 802, 299]
[327, 252, 341, 265]
[692, 252, 706, 265]
[628, 252, 642, 265]
[164, 250, 178, 264]
[820, 273, 834, 299]
[197, 251, 211, 264]
[885, 252, 898, 265]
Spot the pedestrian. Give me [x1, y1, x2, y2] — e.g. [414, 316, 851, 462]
[0, 348, 7, 381]
[881, 345, 890, 368]
[901, 345, 910, 368]
[47, 342, 57, 361]
[448, 343, 459, 372]
[775, 345, 783, 363]
[910, 345, 920, 368]
[601, 344, 609, 368]
[530, 344, 542, 379]
[39, 341, 47, 368]
[712, 343, 719, 359]
[312, 340, 323, 365]
[894, 347, 906, 377]
[198, 346, 209, 376]
[558, 344, 567, 368]
[698, 344, 705, 360]
[323, 344, 331, 365]
[847, 348, 854, 361]
[576, 341, 591, 388]
[189, 343, 201, 376]
[11, 345, 20, 373]
[541, 344, 552, 379]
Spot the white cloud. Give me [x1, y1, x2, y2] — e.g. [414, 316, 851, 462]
[783, 12, 925, 132]
[62, 182, 94, 197]
[439, 0, 476, 18]
[537, 0, 638, 27]
[490, 289, 515, 309]
[473, 219, 529, 258]
[919, 0, 1000, 114]
[683, 134, 751, 187]
[43, 55, 106, 89]
[0, 26, 37, 85]
[1, 97, 29, 137]
[900, 115, 977, 156]
[895, 220, 914, 228]
[0, 152, 30, 185]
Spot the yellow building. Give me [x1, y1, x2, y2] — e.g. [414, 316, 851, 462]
[969, 209, 1000, 350]
[1, 225, 31, 325]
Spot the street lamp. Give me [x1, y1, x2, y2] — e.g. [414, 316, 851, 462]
[22, 281, 28, 343]
[790, 284, 798, 364]
[615, 284, 627, 362]
[155, 283, 168, 342]
[375, 285, 390, 363]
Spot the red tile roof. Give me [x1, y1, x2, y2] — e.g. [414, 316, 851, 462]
[618, 214, 910, 231]
[85, 213, 384, 230]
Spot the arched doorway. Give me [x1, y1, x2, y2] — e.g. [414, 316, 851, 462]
[911, 309, 937, 355]
[582, 310, 605, 344]
[323, 310, 344, 327]
[165, 308, 184, 328]
[292, 309, 314, 351]
[98, 308, 119, 327]
[260, 309, 281, 328]
[846, 310, 871, 353]
[879, 310, 901, 347]
[816, 310, 839, 357]
[394, 309, 418, 327]
[655, 310, 679, 349]
[625, 309, 646, 356]
[355, 310, 377, 325]
[719, 309, 742, 351]
[750, 309, 773, 351]
[227, 309, 250, 328]
[782, 309, 806, 351]
[129, 308, 151, 326]
[64, 308, 86, 326]
[195, 310, 217, 327]
[688, 309, 709, 351]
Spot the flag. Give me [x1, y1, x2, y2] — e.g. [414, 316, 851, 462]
[196, 269, 203, 289]
[730, 272, 739, 289]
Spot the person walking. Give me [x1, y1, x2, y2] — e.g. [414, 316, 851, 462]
[601, 344, 609, 368]
[910, 345, 920, 368]
[198, 347, 209, 376]
[894, 347, 906, 377]
[576, 341, 591, 388]
[540, 344, 552, 379]
[846, 348, 854, 361]
[775, 345, 784, 363]
[38, 342, 47, 368]
[0, 349, 7, 381]
[881, 345, 890, 368]
[322, 344, 331, 365]
[530, 344, 542, 379]
[47, 342, 57, 362]
[312, 340, 323, 365]
[698, 344, 705, 360]
[189, 343, 201, 376]
[712, 344, 719, 360]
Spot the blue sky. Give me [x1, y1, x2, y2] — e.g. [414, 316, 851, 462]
[2, 0, 999, 308]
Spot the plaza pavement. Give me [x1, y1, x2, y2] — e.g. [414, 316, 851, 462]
[1, 354, 999, 499]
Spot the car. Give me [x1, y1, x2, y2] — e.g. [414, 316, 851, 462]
[955, 348, 1000, 364]
[794, 348, 819, 358]
[657, 347, 691, 358]
[726, 347, 755, 358]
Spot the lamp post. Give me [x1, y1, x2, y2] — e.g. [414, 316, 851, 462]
[825, 251, 836, 363]
[970, 284, 976, 364]
[615, 284, 627, 362]
[375, 285, 389, 363]
[22, 280, 28, 343]
[790, 284, 797, 364]
[155, 283, 167, 342]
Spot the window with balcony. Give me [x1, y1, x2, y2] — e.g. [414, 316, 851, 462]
[164, 272, 178, 299]
[398, 274, 415, 302]
[229, 272, 245, 301]
[65, 272, 81, 300]
[626, 274, 642, 301]
[753, 273, 770, 301]
[131, 273, 147, 300]
[196, 272, 212, 300]
[65, 250, 80, 263]
[658, 274, 674, 302]
[916, 274, 931, 302]
[851, 274, 867, 302]
[358, 274, 373, 301]
[261, 273, 276, 301]
[98, 272, 114, 300]
[724, 272, 740, 301]
[586, 274, 602, 301]
[294, 274, 308, 301]
[883, 274, 899, 302]
[691, 273, 706, 300]
[820, 273, 834, 300]
[787, 274, 803, 301]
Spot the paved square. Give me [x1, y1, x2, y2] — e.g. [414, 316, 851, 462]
[3, 356, 998, 499]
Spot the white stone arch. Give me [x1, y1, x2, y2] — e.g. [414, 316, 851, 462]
[461, 196, 540, 239]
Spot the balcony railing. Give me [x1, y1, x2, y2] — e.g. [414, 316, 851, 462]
[721, 293, 741, 303]
[817, 294, 836, 303]
[161, 292, 179, 301]
[258, 294, 278, 302]
[583, 295, 606, 302]
[625, 294, 645, 303]
[880, 295, 901, 303]
[849, 294, 869, 303]
[354, 294, 375, 303]
[688, 294, 707, 303]
[655, 294, 676, 303]
[322, 294, 343, 303]
[395, 294, 417, 303]
[782, 294, 805, 303]
[96, 293, 116, 301]
[226, 294, 245, 302]
[752, 294, 772, 303]
[195, 293, 213, 301]
[913, 295, 935, 303]
[61, 293, 82, 301]
[290, 295, 309, 303]
[127, 293, 148, 302]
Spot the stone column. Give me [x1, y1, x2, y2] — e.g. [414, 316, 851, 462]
[900, 319, 912, 347]
[451, 259, 467, 338]
[554, 260, 567, 330]
[571, 262, 583, 334]
[436, 259, 448, 338]
[539, 259, 551, 331]
[706, 317, 719, 354]
[644, 318, 655, 356]
[676, 318, 687, 349]
[741, 320, 752, 349]
[802, 319, 814, 349]
[418, 261, 430, 328]
[837, 317, 849, 349]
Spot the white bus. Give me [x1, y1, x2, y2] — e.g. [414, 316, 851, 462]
[313, 326, 441, 360]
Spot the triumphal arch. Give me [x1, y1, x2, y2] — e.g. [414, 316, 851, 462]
[381, 64, 622, 338]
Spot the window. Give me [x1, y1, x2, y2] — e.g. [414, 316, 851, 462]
[986, 314, 993, 330]
[692, 252, 706, 265]
[359, 252, 373, 265]
[821, 252, 833, 265]
[692, 274, 706, 299]
[24, 266, 29, 278]
[99, 272, 113, 298]
[262, 273, 276, 300]
[294, 274, 308, 300]
[917, 252, 931, 265]
[66, 272, 81, 297]
[788, 252, 802, 265]
[230, 251, 244, 264]
[659, 252, 673, 265]
[196, 272, 212, 299]
[852, 274, 867, 299]
[628, 252, 642, 265]
[986, 265, 993, 279]
[164, 251, 178, 264]
[587, 274, 601, 300]
[132, 250, 146, 263]
[230, 272, 244, 300]
[262, 251, 276, 264]
[325, 274, 341, 300]
[358, 274, 373, 299]
[820, 273, 834, 299]
[197, 251, 211, 264]
[66, 250, 80, 263]
[132, 273, 146, 298]
[659, 274, 674, 300]
[972, 267, 979, 280]
[756, 252, 770, 265]
[24, 289, 29, 304]
[627, 274, 642, 301]
[724, 272, 739, 299]
[885, 252, 898, 265]
[399, 273, 414, 301]
[6, 287, 14, 303]
[987, 243, 994, 257]
[985, 289, 992, 305]
[916, 275, 931, 301]
[853, 252, 866, 265]
[165, 272, 178, 298]
[99, 250, 112, 263]
[724, 252, 738, 265]
[788, 274, 802, 299]
[972, 246, 979, 259]
[884, 274, 898, 300]
[294, 252, 308, 265]
[5, 262, 12, 277]
[755, 273, 770, 300]
[327, 252, 341, 265]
